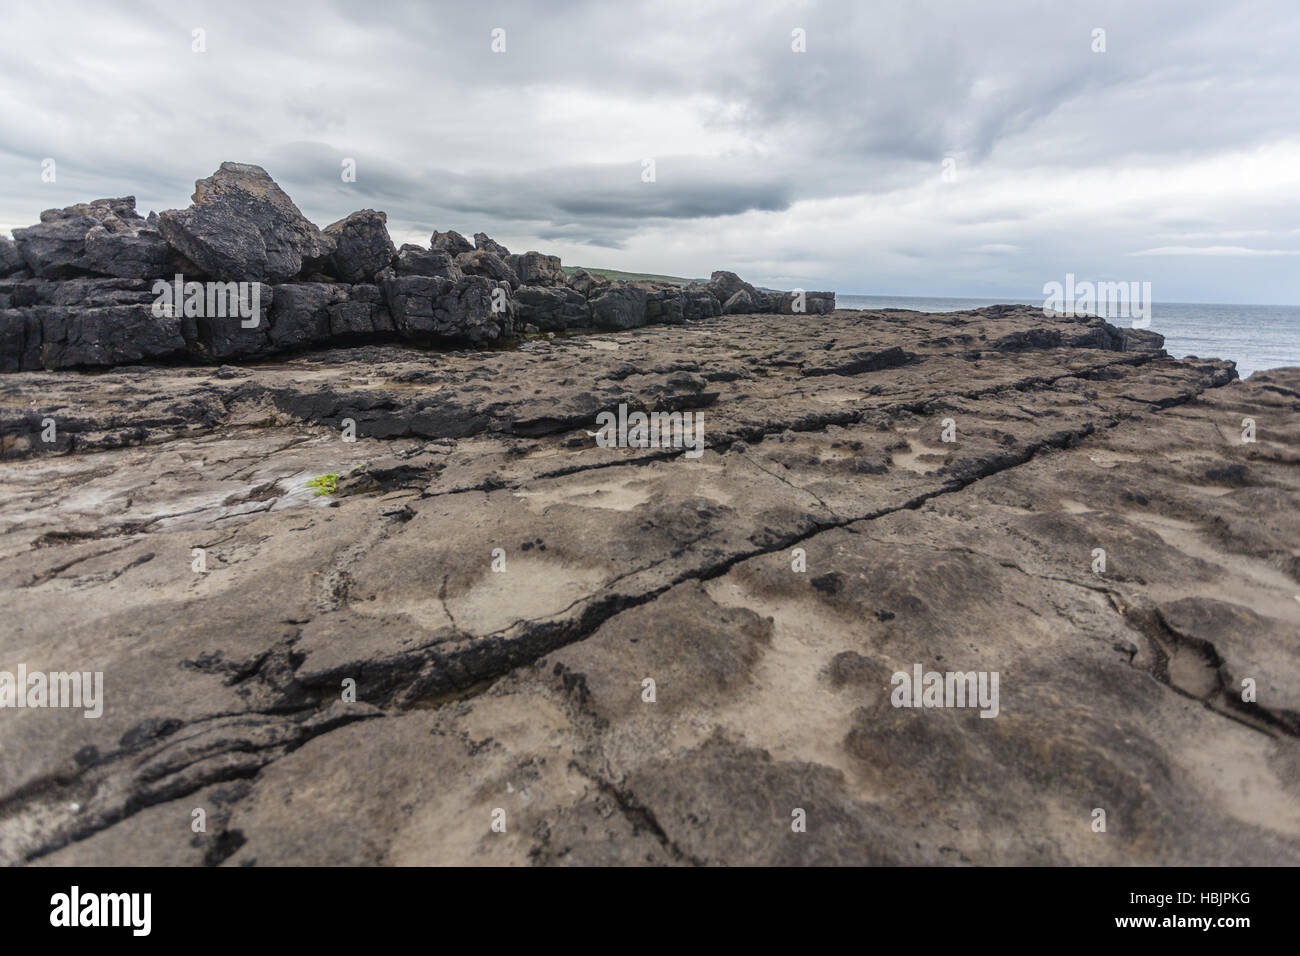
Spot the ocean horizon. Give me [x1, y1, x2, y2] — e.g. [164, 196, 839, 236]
[836, 294, 1300, 379]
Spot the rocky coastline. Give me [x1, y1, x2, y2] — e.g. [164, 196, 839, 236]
[1, 165, 1298, 867]
[0, 162, 833, 374]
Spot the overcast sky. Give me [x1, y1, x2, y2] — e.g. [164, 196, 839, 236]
[2, 0, 1298, 302]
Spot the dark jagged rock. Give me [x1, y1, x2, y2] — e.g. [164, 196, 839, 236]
[775, 290, 836, 315]
[323, 210, 396, 283]
[11, 197, 175, 279]
[566, 268, 610, 298]
[38, 303, 187, 368]
[181, 287, 273, 362]
[722, 288, 762, 315]
[474, 232, 510, 256]
[513, 285, 589, 332]
[326, 284, 394, 339]
[431, 230, 474, 256]
[589, 284, 648, 330]
[508, 251, 564, 287]
[157, 163, 331, 283]
[0, 236, 23, 277]
[707, 269, 749, 303]
[268, 283, 350, 350]
[389, 245, 461, 279]
[381, 272, 514, 343]
[644, 287, 685, 325]
[682, 288, 723, 320]
[455, 249, 519, 289]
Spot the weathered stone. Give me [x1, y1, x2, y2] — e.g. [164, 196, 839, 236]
[645, 287, 685, 325]
[157, 163, 331, 282]
[706, 269, 749, 302]
[0, 237, 23, 277]
[565, 268, 609, 298]
[269, 284, 351, 350]
[513, 285, 589, 332]
[431, 230, 473, 256]
[681, 288, 722, 320]
[326, 284, 394, 338]
[389, 245, 461, 279]
[323, 210, 396, 283]
[11, 197, 175, 279]
[455, 249, 519, 289]
[586, 285, 649, 330]
[180, 282, 274, 362]
[474, 232, 510, 256]
[722, 288, 763, 314]
[36, 303, 186, 368]
[507, 251, 564, 286]
[0, 309, 41, 371]
[381, 272, 514, 343]
[775, 290, 836, 315]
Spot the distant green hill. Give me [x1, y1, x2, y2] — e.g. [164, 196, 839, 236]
[563, 266, 696, 285]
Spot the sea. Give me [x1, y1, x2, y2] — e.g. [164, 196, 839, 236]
[836, 294, 1300, 379]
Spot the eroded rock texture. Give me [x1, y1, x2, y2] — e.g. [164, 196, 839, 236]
[1, 305, 1296, 866]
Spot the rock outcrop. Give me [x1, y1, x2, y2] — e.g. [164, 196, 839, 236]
[323, 210, 396, 283]
[11, 197, 176, 279]
[0, 162, 840, 372]
[157, 162, 332, 283]
[1, 301, 1295, 867]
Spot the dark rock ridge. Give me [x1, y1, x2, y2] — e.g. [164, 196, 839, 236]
[1, 163, 837, 371]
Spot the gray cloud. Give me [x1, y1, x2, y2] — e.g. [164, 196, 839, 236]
[0, 0, 1298, 302]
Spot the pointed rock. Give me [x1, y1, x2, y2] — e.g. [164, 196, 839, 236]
[157, 163, 330, 282]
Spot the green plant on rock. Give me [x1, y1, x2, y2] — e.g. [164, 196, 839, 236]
[306, 473, 340, 496]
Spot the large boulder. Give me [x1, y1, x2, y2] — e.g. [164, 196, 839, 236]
[681, 289, 722, 320]
[722, 288, 763, 315]
[180, 282, 274, 361]
[645, 287, 685, 325]
[455, 249, 519, 289]
[508, 251, 565, 287]
[326, 284, 394, 339]
[390, 245, 462, 279]
[381, 273, 515, 344]
[706, 270, 749, 303]
[513, 285, 589, 332]
[431, 230, 474, 256]
[323, 210, 396, 283]
[156, 163, 331, 283]
[268, 283, 350, 350]
[11, 198, 175, 279]
[589, 285, 648, 330]
[566, 268, 609, 298]
[474, 232, 510, 256]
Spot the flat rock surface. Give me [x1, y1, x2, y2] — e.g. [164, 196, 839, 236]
[1, 306, 1297, 865]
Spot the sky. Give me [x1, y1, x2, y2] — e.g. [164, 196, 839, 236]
[1, 0, 1298, 303]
